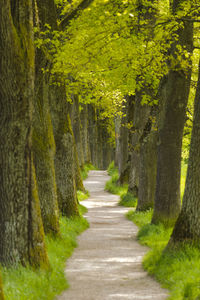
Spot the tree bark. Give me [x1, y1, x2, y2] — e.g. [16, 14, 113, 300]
[0, 0, 48, 267]
[152, 2, 193, 226]
[33, 0, 60, 236]
[128, 93, 151, 196]
[137, 111, 157, 211]
[88, 104, 98, 167]
[80, 104, 91, 164]
[50, 87, 79, 217]
[71, 95, 85, 169]
[118, 99, 129, 185]
[169, 58, 200, 244]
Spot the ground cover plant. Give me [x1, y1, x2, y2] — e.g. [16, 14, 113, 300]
[106, 161, 137, 207]
[126, 162, 200, 300]
[80, 164, 97, 180]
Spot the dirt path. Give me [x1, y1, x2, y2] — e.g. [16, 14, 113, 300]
[58, 170, 168, 300]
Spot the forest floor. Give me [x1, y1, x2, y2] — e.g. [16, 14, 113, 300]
[58, 170, 168, 300]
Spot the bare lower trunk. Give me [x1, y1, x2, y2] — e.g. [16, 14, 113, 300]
[137, 129, 157, 211]
[80, 104, 91, 164]
[71, 95, 84, 168]
[128, 94, 151, 196]
[169, 59, 200, 245]
[0, 0, 48, 267]
[50, 87, 79, 217]
[88, 105, 98, 167]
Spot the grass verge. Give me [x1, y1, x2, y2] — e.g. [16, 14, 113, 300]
[80, 163, 96, 180]
[2, 206, 89, 300]
[77, 190, 89, 201]
[127, 209, 200, 299]
[106, 161, 137, 207]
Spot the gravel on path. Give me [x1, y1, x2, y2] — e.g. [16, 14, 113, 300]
[58, 170, 168, 300]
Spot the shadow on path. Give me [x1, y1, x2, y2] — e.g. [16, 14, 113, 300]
[58, 170, 168, 300]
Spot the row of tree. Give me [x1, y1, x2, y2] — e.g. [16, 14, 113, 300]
[114, 0, 200, 246]
[55, 0, 200, 245]
[0, 0, 114, 276]
[1, 0, 200, 297]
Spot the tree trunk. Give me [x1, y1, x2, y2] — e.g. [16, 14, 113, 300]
[88, 105, 98, 167]
[73, 134, 85, 192]
[0, 0, 48, 267]
[33, 76, 60, 235]
[128, 93, 151, 196]
[80, 104, 91, 164]
[118, 99, 129, 184]
[32, 0, 60, 236]
[152, 3, 193, 226]
[71, 95, 85, 169]
[169, 58, 200, 244]
[50, 87, 79, 217]
[137, 116, 157, 211]
[114, 115, 121, 167]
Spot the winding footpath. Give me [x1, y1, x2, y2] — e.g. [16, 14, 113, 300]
[58, 170, 168, 300]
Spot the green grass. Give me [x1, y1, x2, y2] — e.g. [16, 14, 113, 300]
[80, 163, 97, 180]
[2, 208, 89, 300]
[127, 209, 200, 299]
[106, 161, 136, 207]
[105, 161, 128, 195]
[77, 190, 89, 201]
[119, 192, 137, 207]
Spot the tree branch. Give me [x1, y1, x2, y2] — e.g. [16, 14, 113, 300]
[59, 0, 95, 29]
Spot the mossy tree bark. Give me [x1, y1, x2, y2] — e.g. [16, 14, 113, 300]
[128, 93, 151, 197]
[73, 134, 85, 192]
[134, 0, 158, 211]
[71, 94, 85, 169]
[152, 0, 193, 226]
[118, 99, 130, 185]
[114, 115, 121, 167]
[33, 0, 60, 236]
[80, 104, 91, 164]
[88, 104, 98, 167]
[137, 108, 157, 211]
[169, 58, 200, 245]
[0, 0, 48, 267]
[50, 87, 79, 217]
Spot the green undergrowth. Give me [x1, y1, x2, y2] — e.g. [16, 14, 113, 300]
[77, 190, 89, 201]
[106, 161, 137, 207]
[127, 209, 200, 299]
[119, 192, 137, 207]
[81, 163, 97, 180]
[2, 206, 89, 300]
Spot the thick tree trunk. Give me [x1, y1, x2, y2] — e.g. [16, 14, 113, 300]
[50, 87, 79, 217]
[73, 134, 85, 192]
[169, 59, 200, 244]
[96, 117, 104, 169]
[152, 6, 193, 225]
[137, 121, 157, 211]
[33, 77, 60, 235]
[0, 0, 48, 267]
[80, 104, 91, 164]
[71, 95, 85, 168]
[88, 105, 98, 167]
[32, 0, 60, 235]
[128, 93, 151, 196]
[118, 100, 129, 184]
[114, 115, 121, 167]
